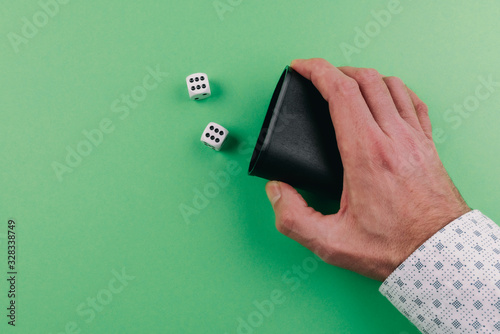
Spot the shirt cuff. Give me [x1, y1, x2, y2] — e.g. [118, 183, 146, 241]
[379, 210, 500, 333]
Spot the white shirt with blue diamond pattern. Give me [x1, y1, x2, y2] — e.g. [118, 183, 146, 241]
[380, 210, 500, 333]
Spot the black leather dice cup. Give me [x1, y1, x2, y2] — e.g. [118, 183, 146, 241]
[248, 66, 344, 199]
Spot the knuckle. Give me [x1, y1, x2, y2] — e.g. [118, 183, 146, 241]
[368, 138, 397, 172]
[368, 136, 386, 154]
[309, 58, 330, 72]
[399, 148, 425, 175]
[383, 76, 404, 87]
[275, 211, 296, 236]
[355, 68, 380, 84]
[415, 101, 429, 115]
[310, 58, 329, 66]
[337, 77, 359, 96]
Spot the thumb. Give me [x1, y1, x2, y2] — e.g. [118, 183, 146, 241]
[265, 181, 328, 248]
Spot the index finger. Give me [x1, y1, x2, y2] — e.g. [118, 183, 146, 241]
[291, 59, 383, 154]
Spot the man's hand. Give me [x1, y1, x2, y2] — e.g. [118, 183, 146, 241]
[265, 58, 470, 281]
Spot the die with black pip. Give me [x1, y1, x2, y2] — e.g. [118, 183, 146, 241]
[201, 122, 228, 151]
[186, 73, 211, 100]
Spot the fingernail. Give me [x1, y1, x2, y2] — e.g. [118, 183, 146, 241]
[266, 181, 281, 206]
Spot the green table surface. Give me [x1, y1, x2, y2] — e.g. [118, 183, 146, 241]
[2, 1, 500, 333]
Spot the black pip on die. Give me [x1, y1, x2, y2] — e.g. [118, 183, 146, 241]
[201, 122, 228, 151]
[186, 73, 211, 100]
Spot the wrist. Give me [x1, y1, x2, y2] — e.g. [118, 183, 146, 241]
[386, 205, 471, 280]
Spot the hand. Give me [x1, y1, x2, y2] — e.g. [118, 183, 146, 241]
[265, 58, 470, 281]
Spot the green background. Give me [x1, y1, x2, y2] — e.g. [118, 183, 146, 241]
[1, 0, 500, 333]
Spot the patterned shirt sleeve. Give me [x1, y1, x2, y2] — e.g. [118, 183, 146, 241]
[379, 210, 500, 333]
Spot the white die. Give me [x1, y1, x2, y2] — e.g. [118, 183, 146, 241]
[201, 122, 228, 151]
[186, 73, 211, 100]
